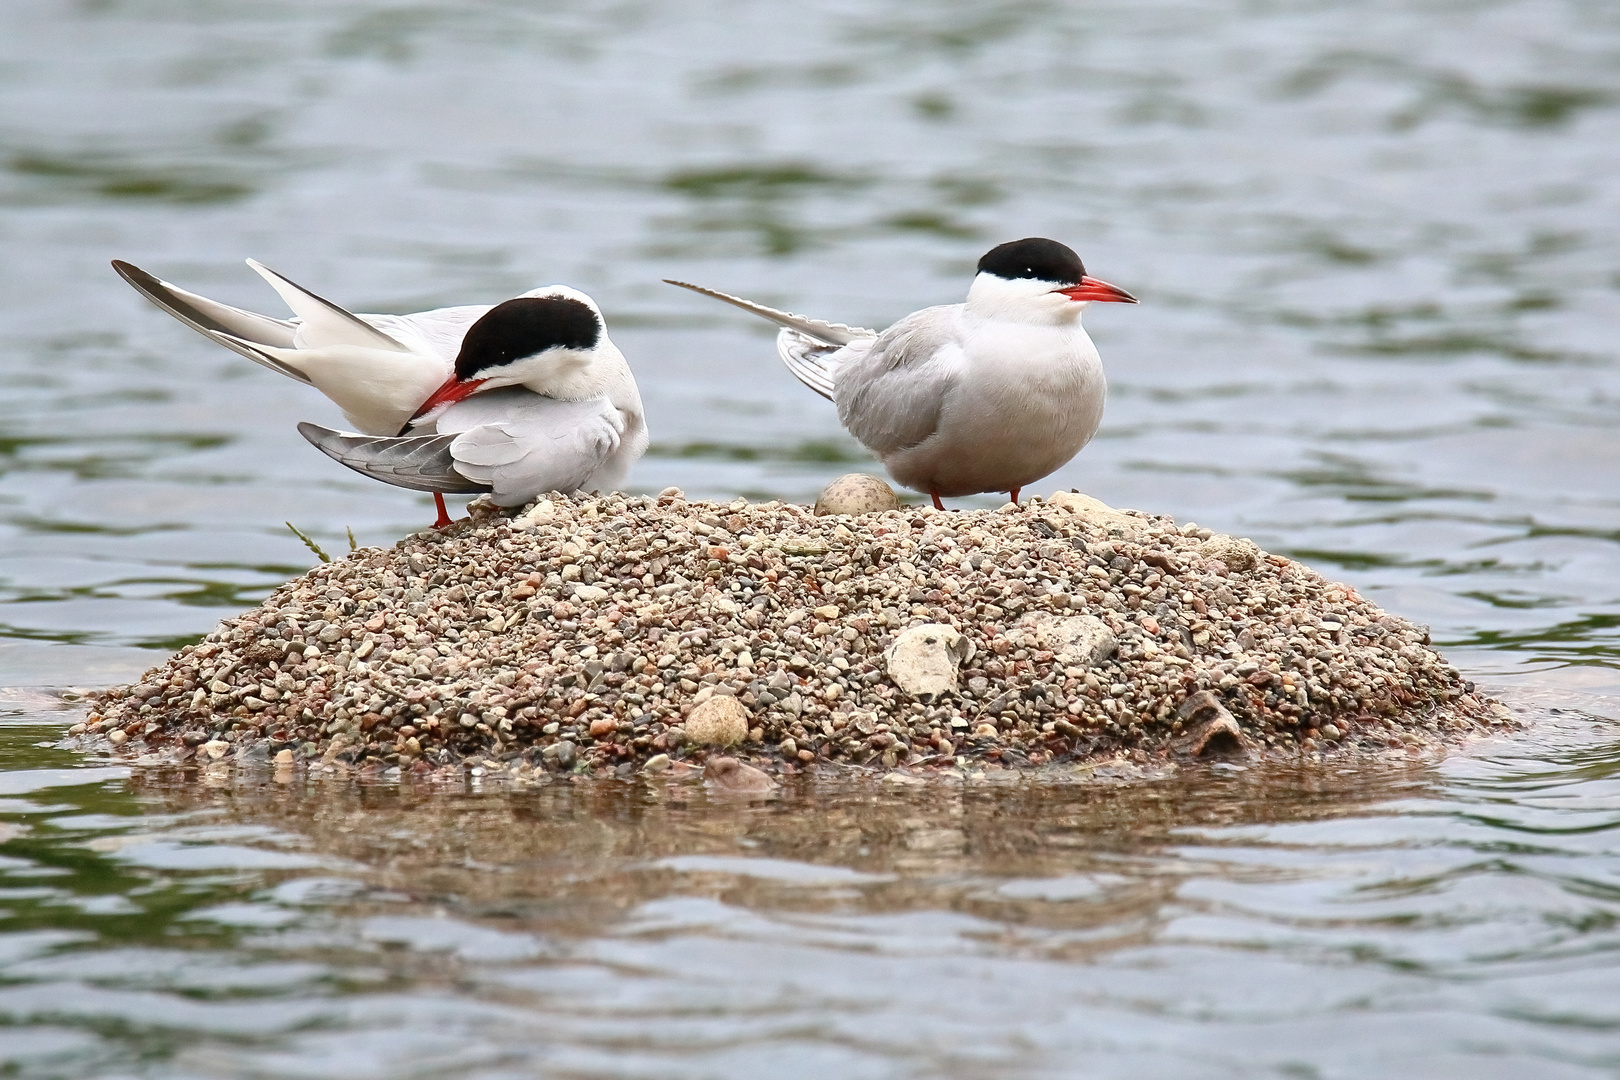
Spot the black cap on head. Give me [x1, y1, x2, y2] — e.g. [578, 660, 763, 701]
[454, 296, 601, 380]
[976, 238, 1085, 285]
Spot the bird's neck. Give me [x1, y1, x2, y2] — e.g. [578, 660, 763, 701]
[964, 275, 1084, 327]
[493, 345, 616, 400]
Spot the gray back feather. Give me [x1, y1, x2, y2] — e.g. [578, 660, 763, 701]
[834, 306, 963, 455]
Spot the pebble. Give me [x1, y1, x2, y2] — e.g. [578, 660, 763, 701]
[684, 695, 749, 746]
[83, 487, 1504, 780]
[705, 755, 777, 794]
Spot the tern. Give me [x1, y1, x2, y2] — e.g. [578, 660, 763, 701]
[113, 261, 646, 528]
[665, 237, 1136, 509]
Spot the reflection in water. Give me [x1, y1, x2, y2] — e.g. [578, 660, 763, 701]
[2, 698, 1619, 1077]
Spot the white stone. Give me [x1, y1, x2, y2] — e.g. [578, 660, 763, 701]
[1024, 613, 1117, 669]
[1197, 534, 1261, 572]
[200, 739, 230, 760]
[572, 584, 609, 603]
[1046, 490, 1144, 533]
[885, 623, 974, 700]
[513, 499, 557, 529]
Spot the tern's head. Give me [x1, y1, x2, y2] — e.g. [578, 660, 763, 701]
[403, 285, 615, 432]
[965, 238, 1137, 324]
[454, 287, 604, 387]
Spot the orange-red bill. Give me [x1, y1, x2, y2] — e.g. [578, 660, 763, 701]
[1055, 276, 1138, 303]
[401, 375, 486, 433]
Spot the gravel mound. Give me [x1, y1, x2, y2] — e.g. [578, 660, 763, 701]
[80, 486, 1511, 778]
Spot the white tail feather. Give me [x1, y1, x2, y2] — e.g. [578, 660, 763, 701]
[663, 279, 873, 347]
[247, 259, 410, 353]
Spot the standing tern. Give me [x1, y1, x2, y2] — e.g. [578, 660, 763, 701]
[113, 260, 646, 527]
[665, 237, 1136, 509]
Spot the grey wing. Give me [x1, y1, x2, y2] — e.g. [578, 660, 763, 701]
[296, 422, 492, 494]
[777, 331, 881, 402]
[833, 306, 964, 456]
[776, 330, 838, 400]
[112, 260, 313, 385]
[437, 388, 625, 504]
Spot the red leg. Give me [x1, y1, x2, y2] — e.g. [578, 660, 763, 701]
[1009, 487, 1021, 505]
[930, 491, 946, 511]
[432, 492, 454, 530]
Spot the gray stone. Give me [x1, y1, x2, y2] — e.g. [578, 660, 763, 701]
[1026, 613, 1117, 669]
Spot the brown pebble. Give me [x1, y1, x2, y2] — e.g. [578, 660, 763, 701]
[684, 695, 749, 746]
[704, 756, 776, 794]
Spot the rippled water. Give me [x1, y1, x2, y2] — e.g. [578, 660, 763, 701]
[3, 1, 1620, 1075]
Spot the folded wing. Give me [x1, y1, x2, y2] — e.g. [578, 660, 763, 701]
[437, 388, 626, 505]
[296, 423, 492, 494]
[833, 306, 964, 456]
[297, 389, 626, 505]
